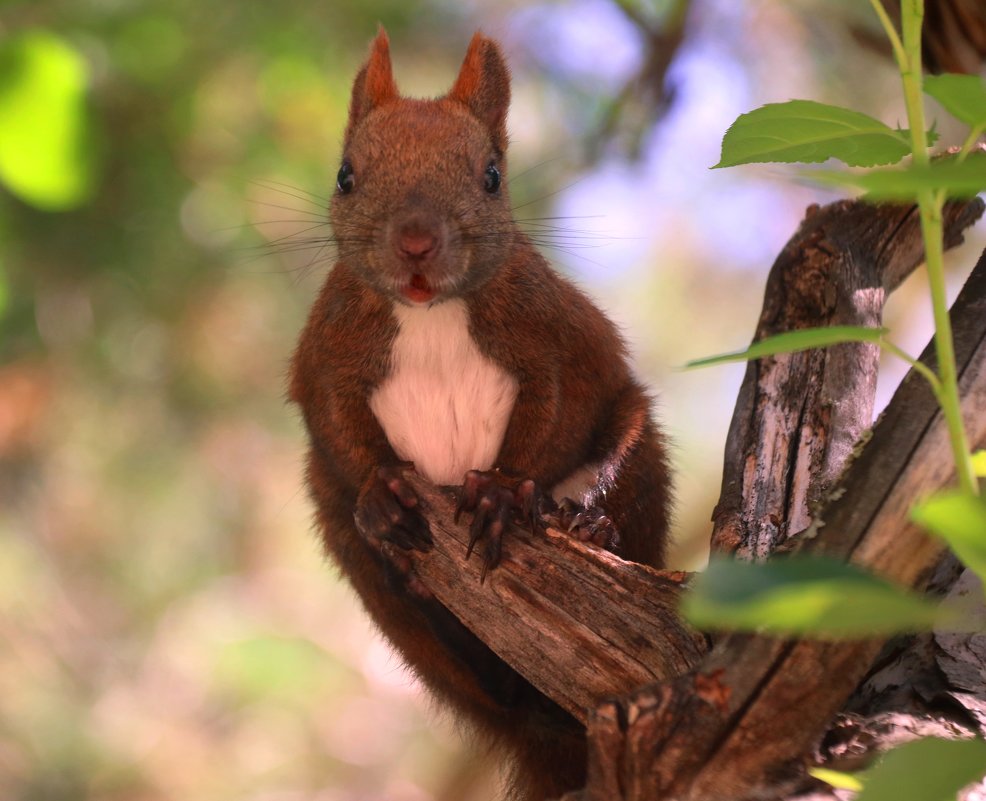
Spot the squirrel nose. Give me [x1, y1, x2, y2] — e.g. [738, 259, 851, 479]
[397, 230, 438, 259]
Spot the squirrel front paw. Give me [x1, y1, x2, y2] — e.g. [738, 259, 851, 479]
[455, 469, 557, 581]
[544, 497, 619, 551]
[355, 465, 434, 597]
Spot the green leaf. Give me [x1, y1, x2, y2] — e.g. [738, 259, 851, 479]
[684, 326, 887, 370]
[855, 737, 986, 801]
[972, 451, 986, 478]
[714, 100, 914, 168]
[808, 767, 865, 792]
[0, 31, 96, 210]
[925, 73, 986, 130]
[681, 556, 942, 638]
[912, 491, 986, 582]
[806, 153, 986, 200]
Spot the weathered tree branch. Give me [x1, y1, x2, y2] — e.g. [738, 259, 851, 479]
[712, 199, 984, 559]
[403, 473, 707, 723]
[572, 240, 986, 801]
[814, 563, 985, 795]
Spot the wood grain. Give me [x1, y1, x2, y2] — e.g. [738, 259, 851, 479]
[402, 472, 707, 723]
[712, 199, 984, 559]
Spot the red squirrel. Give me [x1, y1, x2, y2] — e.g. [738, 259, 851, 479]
[290, 29, 672, 801]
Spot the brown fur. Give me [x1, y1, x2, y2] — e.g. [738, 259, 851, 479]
[290, 29, 672, 800]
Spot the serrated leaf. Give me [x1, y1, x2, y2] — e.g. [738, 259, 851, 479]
[684, 326, 887, 370]
[925, 73, 986, 130]
[808, 767, 865, 792]
[806, 153, 986, 199]
[912, 491, 986, 583]
[715, 100, 913, 169]
[0, 31, 97, 210]
[972, 450, 986, 478]
[856, 737, 986, 801]
[681, 556, 942, 638]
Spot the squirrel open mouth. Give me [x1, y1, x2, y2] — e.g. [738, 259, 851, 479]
[401, 273, 437, 303]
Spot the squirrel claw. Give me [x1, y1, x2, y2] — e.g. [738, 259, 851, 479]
[545, 497, 619, 550]
[356, 465, 434, 596]
[517, 478, 555, 534]
[380, 542, 434, 599]
[458, 469, 548, 579]
[465, 487, 512, 579]
[457, 469, 498, 528]
[356, 465, 433, 554]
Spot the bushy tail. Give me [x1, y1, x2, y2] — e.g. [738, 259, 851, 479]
[507, 724, 587, 801]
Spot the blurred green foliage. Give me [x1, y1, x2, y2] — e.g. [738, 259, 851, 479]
[0, 0, 460, 361]
[0, 30, 96, 210]
[682, 556, 945, 638]
[0, 2, 498, 799]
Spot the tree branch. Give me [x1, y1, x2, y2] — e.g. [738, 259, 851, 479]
[401, 473, 707, 723]
[712, 199, 984, 559]
[573, 242, 986, 801]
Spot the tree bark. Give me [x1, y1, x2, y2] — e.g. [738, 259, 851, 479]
[402, 473, 707, 723]
[575, 245, 986, 801]
[711, 199, 983, 559]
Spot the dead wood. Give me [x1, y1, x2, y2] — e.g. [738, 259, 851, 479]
[712, 199, 984, 559]
[570, 236, 986, 801]
[402, 472, 707, 723]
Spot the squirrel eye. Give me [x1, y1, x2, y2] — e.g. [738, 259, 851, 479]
[483, 162, 500, 194]
[337, 161, 355, 194]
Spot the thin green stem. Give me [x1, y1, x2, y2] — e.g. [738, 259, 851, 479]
[956, 125, 984, 163]
[879, 339, 942, 397]
[867, 0, 908, 69]
[916, 196, 977, 494]
[900, 1, 929, 165]
[896, 0, 978, 495]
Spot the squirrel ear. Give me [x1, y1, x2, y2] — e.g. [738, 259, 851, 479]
[345, 26, 399, 145]
[448, 32, 511, 155]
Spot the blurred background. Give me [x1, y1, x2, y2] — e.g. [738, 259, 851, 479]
[1, 1, 983, 799]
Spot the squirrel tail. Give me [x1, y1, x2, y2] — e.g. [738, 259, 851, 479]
[506, 726, 586, 801]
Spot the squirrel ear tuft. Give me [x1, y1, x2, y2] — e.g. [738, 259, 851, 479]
[448, 32, 511, 155]
[345, 26, 399, 145]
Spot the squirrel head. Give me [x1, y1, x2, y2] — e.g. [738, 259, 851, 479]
[331, 28, 516, 306]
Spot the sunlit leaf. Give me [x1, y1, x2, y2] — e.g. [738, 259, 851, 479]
[682, 556, 942, 638]
[855, 737, 986, 801]
[684, 326, 887, 369]
[912, 491, 986, 582]
[809, 767, 865, 792]
[925, 73, 986, 130]
[0, 31, 96, 210]
[714, 100, 915, 168]
[805, 153, 986, 199]
[972, 451, 986, 478]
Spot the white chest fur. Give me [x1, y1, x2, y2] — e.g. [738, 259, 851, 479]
[369, 300, 519, 485]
